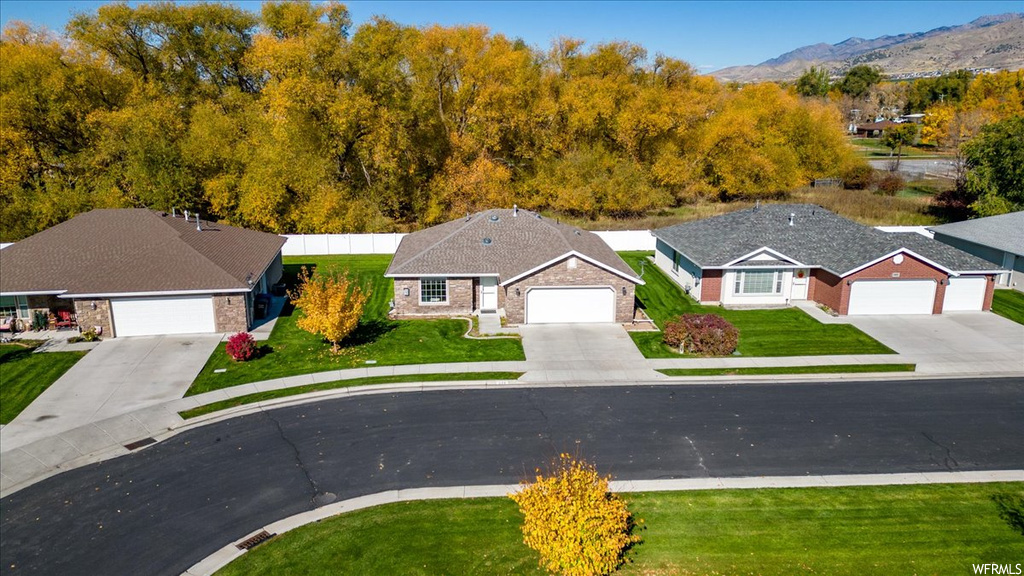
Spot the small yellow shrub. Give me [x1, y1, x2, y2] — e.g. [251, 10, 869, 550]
[510, 454, 640, 576]
[289, 266, 367, 353]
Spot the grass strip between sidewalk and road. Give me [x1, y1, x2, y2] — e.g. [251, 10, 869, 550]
[0, 343, 87, 424]
[657, 363, 916, 377]
[180, 372, 524, 419]
[992, 289, 1024, 325]
[215, 482, 1024, 576]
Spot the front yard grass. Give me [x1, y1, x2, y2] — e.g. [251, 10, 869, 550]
[216, 482, 1024, 576]
[992, 289, 1024, 325]
[658, 364, 915, 377]
[188, 255, 524, 395]
[180, 372, 523, 419]
[0, 342, 86, 424]
[620, 251, 894, 357]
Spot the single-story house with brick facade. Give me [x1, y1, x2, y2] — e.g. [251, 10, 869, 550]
[385, 208, 643, 324]
[929, 210, 1024, 292]
[0, 209, 284, 337]
[652, 204, 1002, 315]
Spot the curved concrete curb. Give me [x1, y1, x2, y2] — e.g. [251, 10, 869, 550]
[182, 469, 1024, 576]
[5, 371, 1022, 497]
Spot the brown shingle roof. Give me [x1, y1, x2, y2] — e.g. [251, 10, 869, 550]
[386, 209, 641, 284]
[0, 209, 285, 296]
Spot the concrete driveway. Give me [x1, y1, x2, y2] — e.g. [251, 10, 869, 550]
[1, 334, 220, 450]
[844, 312, 1024, 375]
[518, 323, 660, 381]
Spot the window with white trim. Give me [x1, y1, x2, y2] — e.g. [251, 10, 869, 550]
[419, 278, 448, 304]
[734, 270, 783, 295]
[0, 295, 29, 319]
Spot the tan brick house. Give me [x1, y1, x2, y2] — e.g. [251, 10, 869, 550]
[0, 209, 284, 337]
[385, 208, 643, 324]
[652, 204, 1002, 315]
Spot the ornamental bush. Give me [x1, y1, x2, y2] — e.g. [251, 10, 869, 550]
[510, 454, 640, 576]
[225, 331, 257, 362]
[662, 314, 739, 356]
[876, 173, 905, 196]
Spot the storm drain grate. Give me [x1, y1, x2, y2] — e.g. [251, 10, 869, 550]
[236, 530, 275, 550]
[123, 437, 156, 451]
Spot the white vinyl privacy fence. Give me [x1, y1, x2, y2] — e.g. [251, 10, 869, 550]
[280, 230, 656, 256]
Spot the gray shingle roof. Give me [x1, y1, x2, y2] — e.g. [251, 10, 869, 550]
[386, 209, 641, 283]
[928, 211, 1024, 257]
[652, 204, 999, 276]
[0, 209, 285, 295]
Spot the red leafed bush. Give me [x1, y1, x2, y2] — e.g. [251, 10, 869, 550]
[662, 314, 739, 356]
[226, 332, 257, 362]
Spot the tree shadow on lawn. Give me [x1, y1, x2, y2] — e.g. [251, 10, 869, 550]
[340, 319, 398, 347]
[0, 345, 38, 364]
[992, 492, 1024, 537]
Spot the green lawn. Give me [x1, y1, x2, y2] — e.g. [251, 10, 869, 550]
[0, 343, 86, 424]
[188, 255, 524, 395]
[658, 363, 916, 377]
[620, 252, 893, 357]
[180, 372, 523, 419]
[992, 289, 1024, 325]
[217, 483, 1024, 576]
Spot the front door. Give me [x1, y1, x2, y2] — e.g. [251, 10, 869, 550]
[791, 269, 809, 300]
[480, 277, 498, 312]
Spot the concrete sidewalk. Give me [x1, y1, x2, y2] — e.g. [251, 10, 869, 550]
[185, 468, 1024, 576]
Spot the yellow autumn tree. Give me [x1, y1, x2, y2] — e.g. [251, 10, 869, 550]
[289, 266, 367, 353]
[510, 454, 640, 576]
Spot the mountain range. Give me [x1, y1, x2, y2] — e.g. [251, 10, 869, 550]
[712, 13, 1024, 82]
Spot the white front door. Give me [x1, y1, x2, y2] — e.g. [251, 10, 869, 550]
[111, 296, 217, 337]
[943, 277, 987, 311]
[848, 280, 936, 315]
[791, 269, 809, 300]
[526, 287, 615, 324]
[480, 277, 498, 312]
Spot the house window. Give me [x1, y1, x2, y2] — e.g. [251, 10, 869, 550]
[420, 278, 448, 304]
[672, 251, 680, 273]
[734, 270, 782, 295]
[0, 295, 29, 319]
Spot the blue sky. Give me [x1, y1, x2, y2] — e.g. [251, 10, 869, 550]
[0, 1, 1019, 70]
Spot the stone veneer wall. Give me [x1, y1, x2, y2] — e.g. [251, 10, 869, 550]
[213, 293, 249, 333]
[392, 278, 474, 316]
[72, 298, 113, 336]
[504, 257, 635, 323]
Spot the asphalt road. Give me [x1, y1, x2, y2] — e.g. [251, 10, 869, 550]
[2, 377, 1023, 575]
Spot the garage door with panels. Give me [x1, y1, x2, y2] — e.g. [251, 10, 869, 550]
[942, 277, 987, 311]
[847, 279, 936, 315]
[111, 296, 216, 337]
[525, 287, 615, 324]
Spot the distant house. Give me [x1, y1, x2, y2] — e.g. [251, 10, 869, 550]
[853, 120, 898, 137]
[0, 209, 285, 337]
[930, 211, 1024, 292]
[652, 204, 1002, 315]
[385, 208, 642, 324]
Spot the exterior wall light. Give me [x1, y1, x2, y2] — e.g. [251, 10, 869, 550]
[515, 287, 521, 297]
[403, 287, 410, 297]
[622, 286, 627, 295]
[91, 302, 97, 311]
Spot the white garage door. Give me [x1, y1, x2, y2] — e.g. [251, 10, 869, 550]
[111, 296, 217, 337]
[943, 277, 987, 311]
[848, 280, 936, 315]
[526, 287, 615, 324]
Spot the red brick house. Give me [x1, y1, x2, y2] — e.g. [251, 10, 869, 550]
[652, 204, 1002, 315]
[385, 208, 643, 324]
[0, 209, 284, 337]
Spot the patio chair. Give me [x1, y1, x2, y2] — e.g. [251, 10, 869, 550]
[0, 316, 14, 334]
[55, 310, 77, 330]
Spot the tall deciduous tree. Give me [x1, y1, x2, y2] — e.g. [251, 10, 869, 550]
[795, 66, 831, 98]
[963, 115, 1024, 216]
[881, 123, 918, 170]
[838, 65, 882, 99]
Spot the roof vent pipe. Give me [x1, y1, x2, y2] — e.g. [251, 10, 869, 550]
[196, 213, 202, 231]
[172, 207, 177, 218]
[789, 213, 795, 226]
[754, 199, 760, 212]
[184, 209, 189, 221]
[513, 204, 518, 217]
